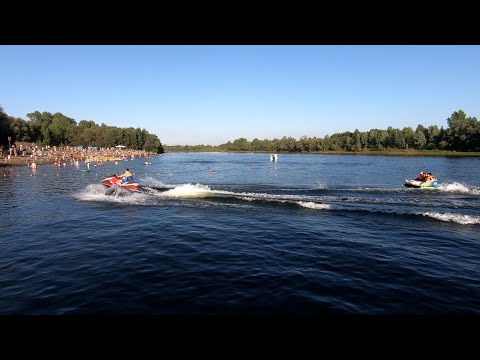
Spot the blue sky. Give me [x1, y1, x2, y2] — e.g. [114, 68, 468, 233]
[1, 45, 479, 146]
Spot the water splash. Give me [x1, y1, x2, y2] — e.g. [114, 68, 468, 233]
[161, 183, 213, 198]
[438, 182, 480, 195]
[74, 184, 147, 203]
[313, 181, 328, 190]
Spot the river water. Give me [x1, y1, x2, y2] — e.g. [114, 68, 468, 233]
[1, 152, 479, 314]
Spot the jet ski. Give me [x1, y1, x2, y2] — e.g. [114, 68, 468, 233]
[101, 175, 142, 192]
[404, 178, 439, 188]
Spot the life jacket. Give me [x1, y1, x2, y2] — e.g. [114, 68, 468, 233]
[120, 171, 133, 183]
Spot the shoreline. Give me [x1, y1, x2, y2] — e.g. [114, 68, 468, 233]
[1, 154, 135, 168]
[0, 156, 126, 167]
[164, 150, 480, 157]
[1, 145, 157, 168]
[1, 155, 55, 167]
[3, 149, 479, 168]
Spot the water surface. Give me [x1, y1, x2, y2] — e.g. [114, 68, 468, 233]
[1, 153, 479, 314]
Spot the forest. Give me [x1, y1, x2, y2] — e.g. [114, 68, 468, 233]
[0, 108, 164, 153]
[2, 108, 479, 154]
[165, 110, 480, 154]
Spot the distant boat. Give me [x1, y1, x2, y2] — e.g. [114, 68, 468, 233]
[270, 154, 278, 161]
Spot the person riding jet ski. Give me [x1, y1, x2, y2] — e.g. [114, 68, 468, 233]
[116, 168, 133, 185]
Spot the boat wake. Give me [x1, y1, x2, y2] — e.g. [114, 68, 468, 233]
[296, 201, 480, 225]
[74, 179, 480, 225]
[437, 182, 480, 195]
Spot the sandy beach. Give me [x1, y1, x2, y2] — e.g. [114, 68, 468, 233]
[1, 144, 155, 168]
[0, 154, 125, 167]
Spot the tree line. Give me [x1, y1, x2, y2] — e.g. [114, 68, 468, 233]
[2, 108, 478, 154]
[0, 108, 164, 153]
[165, 110, 480, 153]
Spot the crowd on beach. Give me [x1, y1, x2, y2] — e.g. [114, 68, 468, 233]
[1, 143, 155, 168]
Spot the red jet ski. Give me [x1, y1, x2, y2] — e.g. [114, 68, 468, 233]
[101, 175, 142, 192]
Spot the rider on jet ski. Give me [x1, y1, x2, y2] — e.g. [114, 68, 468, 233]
[116, 168, 133, 185]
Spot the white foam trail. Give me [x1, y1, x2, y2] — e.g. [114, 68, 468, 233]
[238, 196, 257, 202]
[420, 211, 480, 225]
[74, 184, 110, 200]
[219, 190, 323, 202]
[297, 199, 480, 225]
[75, 184, 480, 225]
[438, 182, 480, 195]
[297, 201, 332, 210]
[161, 183, 213, 198]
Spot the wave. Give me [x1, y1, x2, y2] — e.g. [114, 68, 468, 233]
[296, 200, 480, 225]
[75, 182, 480, 225]
[420, 212, 480, 225]
[305, 182, 480, 196]
[137, 178, 480, 198]
[296, 201, 333, 210]
[437, 182, 480, 195]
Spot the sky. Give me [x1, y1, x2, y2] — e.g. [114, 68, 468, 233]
[1, 45, 479, 146]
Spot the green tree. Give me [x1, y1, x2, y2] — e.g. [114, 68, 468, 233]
[353, 129, 362, 151]
[48, 113, 77, 145]
[425, 125, 441, 150]
[446, 110, 468, 150]
[414, 126, 426, 149]
[10, 117, 33, 142]
[231, 138, 251, 151]
[402, 127, 415, 149]
[78, 120, 97, 130]
[0, 106, 12, 148]
[385, 126, 395, 148]
[41, 127, 53, 145]
[368, 129, 387, 150]
[26, 111, 53, 143]
[144, 134, 163, 153]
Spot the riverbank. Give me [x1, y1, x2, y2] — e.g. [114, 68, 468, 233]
[0, 154, 126, 167]
[165, 149, 480, 157]
[4, 149, 479, 167]
[1, 146, 156, 167]
[1, 155, 52, 167]
[308, 149, 480, 157]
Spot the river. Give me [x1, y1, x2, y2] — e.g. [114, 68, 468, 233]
[1, 152, 479, 314]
